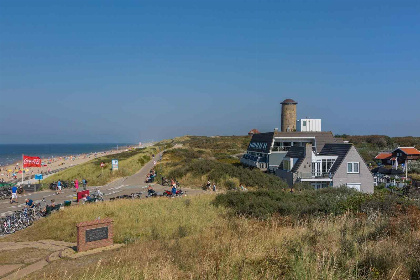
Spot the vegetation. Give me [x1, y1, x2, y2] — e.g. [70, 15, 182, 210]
[214, 187, 420, 219]
[8, 189, 419, 280]
[157, 147, 287, 190]
[41, 145, 162, 187]
[335, 134, 420, 167]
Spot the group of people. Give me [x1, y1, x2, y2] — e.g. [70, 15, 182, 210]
[145, 169, 157, 183]
[205, 180, 217, 192]
[24, 197, 58, 216]
[55, 178, 88, 194]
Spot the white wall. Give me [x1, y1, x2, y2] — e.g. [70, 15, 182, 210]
[298, 119, 322, 132]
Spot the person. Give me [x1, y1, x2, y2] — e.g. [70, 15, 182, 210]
[74, 179, 79, 192]
[25, 198, 35, 208]
[172, 184, 177, 197]
[212, 182, 217, 192]
[39, 198, 47, 216]
[82, 178, 87, 190]
[56, 179, 62, 194]
[10, 185, 18, 204]
[206, 180, 211, 191]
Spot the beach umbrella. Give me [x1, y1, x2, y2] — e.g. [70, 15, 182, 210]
[7, 169, 12, 172]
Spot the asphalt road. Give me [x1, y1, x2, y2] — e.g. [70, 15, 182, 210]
[0, 151, 205, 217]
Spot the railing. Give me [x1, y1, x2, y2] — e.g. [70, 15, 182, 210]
[298, 172, 331, 179]
[271, 146, 291, 152]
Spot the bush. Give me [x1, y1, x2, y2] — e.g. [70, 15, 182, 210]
[165, 159, 287, 190]
[213, 187, 419, 219]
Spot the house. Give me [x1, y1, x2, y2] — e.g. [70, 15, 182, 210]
[241, 131, 343, 171]
[392, 147, 420, 163]
[375, 152, 393, 165]
[276, 143, 374, 193]
[374, 147, 420, 167]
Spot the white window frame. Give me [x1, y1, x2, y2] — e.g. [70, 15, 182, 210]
[347, 162, 360, 174]
[346, 183, 361, 191]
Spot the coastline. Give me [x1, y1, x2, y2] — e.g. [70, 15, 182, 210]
[0, 143, 147, 184]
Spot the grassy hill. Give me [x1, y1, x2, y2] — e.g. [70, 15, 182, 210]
[41, 145, 162, 187]
[155, 135, 288, 190]
[4, 189, 419, 280]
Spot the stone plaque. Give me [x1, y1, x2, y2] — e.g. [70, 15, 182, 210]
[77, 218, 113, 252]
[86, 226, 108, 242]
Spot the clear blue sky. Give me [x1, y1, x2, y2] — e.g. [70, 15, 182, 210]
[1, 0, 419, 144]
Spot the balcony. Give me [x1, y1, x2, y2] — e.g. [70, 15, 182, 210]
[297, 172, 331, 179]
[271, 146, 291, 152]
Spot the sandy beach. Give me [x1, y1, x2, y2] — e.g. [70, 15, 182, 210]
[0, 144, 150, 184]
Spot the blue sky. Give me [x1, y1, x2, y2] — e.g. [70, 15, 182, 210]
[1, 0, 419, 143]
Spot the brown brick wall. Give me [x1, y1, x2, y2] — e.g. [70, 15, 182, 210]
[77, 218, 114, 252]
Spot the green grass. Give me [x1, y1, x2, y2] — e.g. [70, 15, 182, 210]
[7, 195, 224, 244]
[40, 146, 160, 187]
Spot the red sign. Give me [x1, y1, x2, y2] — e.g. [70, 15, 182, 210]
[23, 155, 42, 167]
[100, 162, 105, 168]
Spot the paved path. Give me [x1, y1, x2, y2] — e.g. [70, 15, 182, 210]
[0, 151, 203, 217]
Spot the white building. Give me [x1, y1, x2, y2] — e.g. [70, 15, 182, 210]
[297, 119, 321, 132]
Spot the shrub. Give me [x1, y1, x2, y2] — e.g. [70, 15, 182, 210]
[213, 187, 419, 219]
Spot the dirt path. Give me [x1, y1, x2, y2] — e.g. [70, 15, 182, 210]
[0, 240, 75, 279]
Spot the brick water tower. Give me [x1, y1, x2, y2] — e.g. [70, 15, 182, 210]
[281, 99, 297, 132]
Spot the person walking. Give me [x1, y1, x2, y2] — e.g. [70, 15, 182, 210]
[56, 179, 62, 194]
[10, 185, 18, 204]
[212, 182, 217, 192]
[82, 178, 87, 190]
[74, 179, 79, 192]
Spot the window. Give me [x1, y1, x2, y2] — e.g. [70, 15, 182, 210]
[347, 162, 360, 174]
[303, 121, 307, 126]
[347, 183, 361, 191]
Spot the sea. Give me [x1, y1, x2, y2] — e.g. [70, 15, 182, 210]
[0, 143, 133, 166]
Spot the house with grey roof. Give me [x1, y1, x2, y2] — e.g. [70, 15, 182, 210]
[276, 143, 374, 193]
[241, 130, 343, 171]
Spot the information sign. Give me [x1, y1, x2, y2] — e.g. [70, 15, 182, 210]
[112, 159, 119, 170]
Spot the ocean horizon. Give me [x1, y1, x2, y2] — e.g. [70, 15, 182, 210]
[0, 143, 134, 166]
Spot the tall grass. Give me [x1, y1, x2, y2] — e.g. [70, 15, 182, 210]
[7, 195, 224, 244]
[23, 193, 420, 280]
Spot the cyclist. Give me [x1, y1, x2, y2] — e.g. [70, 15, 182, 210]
[147, 185, 156, 196]
[25, 198, 35, 208]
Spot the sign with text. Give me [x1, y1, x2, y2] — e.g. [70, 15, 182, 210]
[112, 159, 118, 170]
[86, 226, 109, 242]
[23, 155, 42, 168]
[77, 219, 113, 252]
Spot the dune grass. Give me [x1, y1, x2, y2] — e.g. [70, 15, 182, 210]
[6, 195, 224, 244]
[4, 191, 417, 279]
[41, 146, 160, 187]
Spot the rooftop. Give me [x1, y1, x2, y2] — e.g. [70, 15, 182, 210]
[280, 98, 297, 104]
[375, 152, 392, 160]
[319, 143, 353, 174]
[396, 147, 420, 155]
[273, 131, 343, 152]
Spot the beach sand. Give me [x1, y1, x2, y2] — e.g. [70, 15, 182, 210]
[0, 144, 148, 184]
